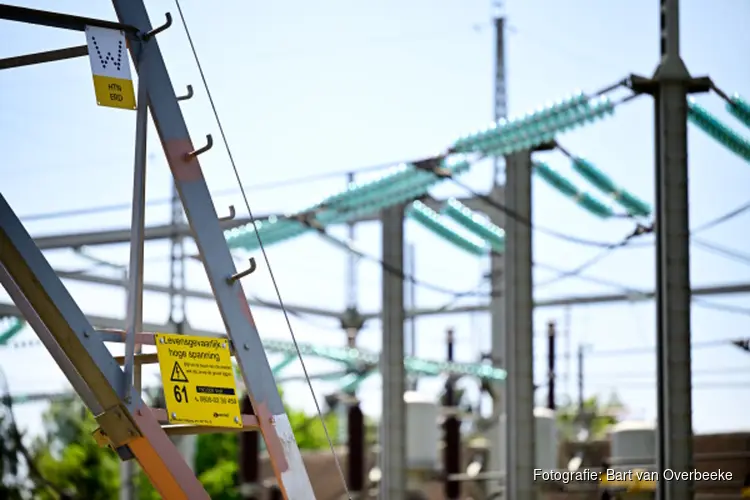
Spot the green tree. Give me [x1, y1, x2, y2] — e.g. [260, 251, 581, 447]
[27, 387, 341, 498]
[31, 399, 119, 500]
[556, 393, 625, 440]
[0, 411, 25, 500]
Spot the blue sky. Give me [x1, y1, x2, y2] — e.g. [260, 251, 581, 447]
[1, 0, 749, 442]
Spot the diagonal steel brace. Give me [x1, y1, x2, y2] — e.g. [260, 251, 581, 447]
[0, 194, 210, 499]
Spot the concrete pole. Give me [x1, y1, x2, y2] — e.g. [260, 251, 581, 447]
[379, 204, 406, 499]
[503, 150, 535, 500]
[653, 1, 694, 497]
[626, 1, 713, 498]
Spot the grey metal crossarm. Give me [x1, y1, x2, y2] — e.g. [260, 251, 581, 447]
[0, 4, 140, 36]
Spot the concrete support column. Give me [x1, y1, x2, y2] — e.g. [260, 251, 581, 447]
[503, 150, 535, 500]
[379, 204, 406, 499]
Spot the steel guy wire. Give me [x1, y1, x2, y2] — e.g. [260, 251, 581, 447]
[534, 227, 651, 288]
[628, 197, 750, 249]
[309, 224, 476, 296]
[172, 2, 351, 496]
[693, 238, 750, 268]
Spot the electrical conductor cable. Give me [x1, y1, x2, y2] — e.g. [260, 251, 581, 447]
[172, 2, 351, 497]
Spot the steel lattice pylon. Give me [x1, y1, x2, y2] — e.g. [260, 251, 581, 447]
[0, 3, 316, 498]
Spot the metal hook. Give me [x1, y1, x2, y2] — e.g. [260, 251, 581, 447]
[219, 205, 236, 222]
[143, 13, 172, 40]
[177, 85, 193, 101]
[228, 258, 257, 283]
[185, 134, 213, 159]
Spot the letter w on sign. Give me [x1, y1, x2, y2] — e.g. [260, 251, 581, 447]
[84, 25, 136, 110]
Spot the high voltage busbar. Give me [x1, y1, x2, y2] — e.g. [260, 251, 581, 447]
[226, 91, 750, 259]
[3, 92, 749, 349]
[226, 92, 628, 252]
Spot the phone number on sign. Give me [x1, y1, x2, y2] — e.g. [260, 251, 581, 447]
[197, 395, 237, 405]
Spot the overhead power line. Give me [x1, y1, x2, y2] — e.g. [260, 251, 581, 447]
[695, 301, 750, 317]
[584, 338, 745, 357]
[534, 237, 642, 288]
[693, 198, 750, 233]
[296, 220, 750, 320]
[529, 193, 750, 288]
[309, 225, 476, 296]
[586, 381, 750, 390]
[282, 157, 653, 295]
[19, 161, 401, 223]
[296, 210, 627, 298]
[444, 174, 650, 249]
[586, 367, 750, 378]
[284, 193, 750, 318]
[693, 238, 750, 268]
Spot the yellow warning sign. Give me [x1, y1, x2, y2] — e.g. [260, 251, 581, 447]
[84, 25, 136, 110]
[154, 333, 242, 428]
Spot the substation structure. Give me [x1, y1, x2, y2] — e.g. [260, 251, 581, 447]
[0, 0, 747, 499]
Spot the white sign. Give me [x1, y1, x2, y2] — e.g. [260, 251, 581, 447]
[85, 26, 136, 110]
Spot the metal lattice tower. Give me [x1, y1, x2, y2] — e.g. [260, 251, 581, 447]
[492, 4, 508, 184]
[0, 3, 317, 498]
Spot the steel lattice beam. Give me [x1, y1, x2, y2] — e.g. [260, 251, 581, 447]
[356, 282, 750, 319]
[55, 270, 344, 319]
[0, 194, 207, 498]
